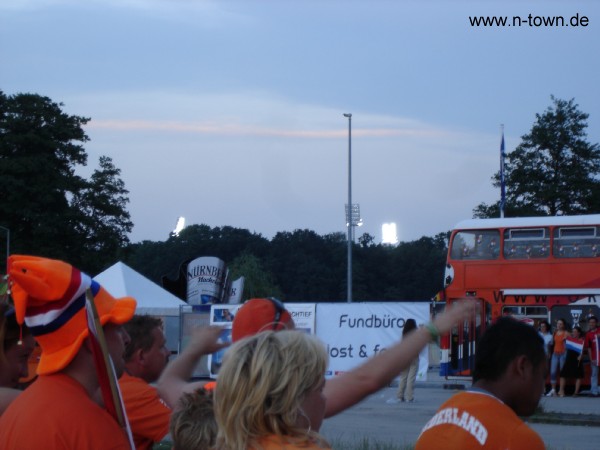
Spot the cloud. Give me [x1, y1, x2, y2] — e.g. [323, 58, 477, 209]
[76, 89, 469, 141]
[87, 118, 458, 140]
[72, 89, 500, 244]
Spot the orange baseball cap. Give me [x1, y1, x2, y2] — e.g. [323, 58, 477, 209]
[8, 255, 136, 375]
[231, 298, 293, 342]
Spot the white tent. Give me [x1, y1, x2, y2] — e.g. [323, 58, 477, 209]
[95, 262, 188, 352]
[95, 261, 187, 316]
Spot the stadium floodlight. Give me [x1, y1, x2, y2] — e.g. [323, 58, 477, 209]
[172, 217, 186, 236]
[343, 113, 353, 303]
[382, 222, 399, 245]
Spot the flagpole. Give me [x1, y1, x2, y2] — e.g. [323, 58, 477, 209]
[500, 124, 506, 218]
[85, 289, 135, 450]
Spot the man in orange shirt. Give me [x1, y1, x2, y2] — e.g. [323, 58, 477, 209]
[415, 317, 546, 450]
[121, 315, 227, 449]
[0, 255, 136, 450]
[119, 315, 173, 450]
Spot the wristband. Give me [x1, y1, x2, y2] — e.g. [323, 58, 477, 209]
[425, 322, 440, 340]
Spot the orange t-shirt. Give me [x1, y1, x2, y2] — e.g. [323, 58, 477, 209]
[415, 391, 545, 450]
[553, 330, 568, 354]
[119, 372, 172, 450]
[0, 373, 129, 449]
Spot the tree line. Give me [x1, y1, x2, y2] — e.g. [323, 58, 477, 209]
[125, 226, 448, 302]
[2, 91, 599, 302]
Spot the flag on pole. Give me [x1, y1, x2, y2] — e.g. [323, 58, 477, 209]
[85, 289, 135, 450]
[500, 126, 506, 218]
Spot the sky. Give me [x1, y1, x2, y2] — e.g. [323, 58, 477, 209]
[1, 0, 599, 244]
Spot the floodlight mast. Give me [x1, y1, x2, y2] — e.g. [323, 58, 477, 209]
[343, 113, 352, 303]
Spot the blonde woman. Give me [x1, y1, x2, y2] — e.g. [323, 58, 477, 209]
[214, 331, 330, 450]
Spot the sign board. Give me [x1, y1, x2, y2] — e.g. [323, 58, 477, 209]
[315, 302, 430, 381]
[208, 303, 316, 378]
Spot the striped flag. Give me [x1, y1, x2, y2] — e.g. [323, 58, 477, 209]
[565, 336, 584, 355]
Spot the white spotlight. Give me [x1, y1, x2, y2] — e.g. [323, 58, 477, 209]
[173, 216, 186, 236]
[382, 223, 398, 245]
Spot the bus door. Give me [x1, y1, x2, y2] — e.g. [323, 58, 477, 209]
[447, 298, 486, 378]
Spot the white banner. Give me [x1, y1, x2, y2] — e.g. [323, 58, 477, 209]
[315, 303, 430, 381]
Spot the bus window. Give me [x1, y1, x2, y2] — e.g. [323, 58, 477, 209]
[502, 305, 548, 329]
[554, 226, 600, 258]
[450, 230, 500, 260]
[503, 228, 549, 259]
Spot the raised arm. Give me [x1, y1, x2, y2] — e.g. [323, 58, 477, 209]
[323, 300, 477, 418]
[157, 325, 228, 410]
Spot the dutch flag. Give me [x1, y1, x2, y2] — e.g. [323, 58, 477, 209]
[565, 336, 584, 355]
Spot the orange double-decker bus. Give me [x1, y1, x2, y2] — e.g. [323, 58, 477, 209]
[439, 214, 600, 385]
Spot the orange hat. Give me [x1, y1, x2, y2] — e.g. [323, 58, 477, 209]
[231, 298, 292, 342]
[8, 255, 136, 375]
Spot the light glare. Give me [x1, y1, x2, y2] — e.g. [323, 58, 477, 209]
[173, 216, 186, 236]
[382, 222, 398, 245]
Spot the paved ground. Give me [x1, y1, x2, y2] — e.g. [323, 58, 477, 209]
[320, 369, 600, 450]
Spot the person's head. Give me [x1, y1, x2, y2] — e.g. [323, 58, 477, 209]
[7, 255, 136, 376]
[0, 310, 35, 388]
[572, 326, 583, 339]
[588, 316, 598, 331]
[539, 320, 551, 334]
[231, 298, 294, 342]
[123, 315, 170, 383]
[472, 317, 546, 416]
[556, 318, 567, 331]
[402, 318, 417, 337]
[215, 330, 329, 450]
[170, 388, 217, 450]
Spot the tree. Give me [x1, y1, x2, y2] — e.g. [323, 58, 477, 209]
[265, 229, 346, 301]
[72, 156, 133, 272]
[358, 232, 375, 248]
[227, 253, 282, 300]
[474, 96, 600, 218]
[0, 91, 132, 272]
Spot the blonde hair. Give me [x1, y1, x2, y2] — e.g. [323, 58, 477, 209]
[170, 388, 217, 450]
[214, 331, 329, 450]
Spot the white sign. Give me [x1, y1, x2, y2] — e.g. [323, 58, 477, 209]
[315, 303, 430, 381]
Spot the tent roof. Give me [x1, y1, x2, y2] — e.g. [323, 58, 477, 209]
[95, 261, 187, 316]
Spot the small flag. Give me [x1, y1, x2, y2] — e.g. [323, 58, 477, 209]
[565, 336, 584, 355]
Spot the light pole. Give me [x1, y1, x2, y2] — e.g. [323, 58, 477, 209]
[343, 113, 352, 303]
